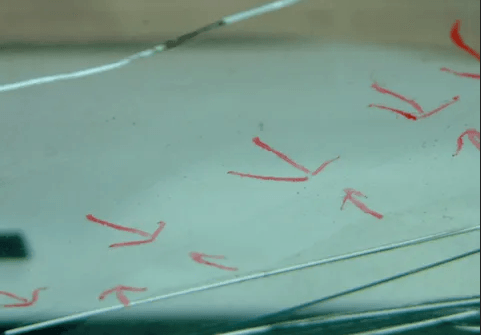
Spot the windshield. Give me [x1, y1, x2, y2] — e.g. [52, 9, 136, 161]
[1, 1, 479, 334]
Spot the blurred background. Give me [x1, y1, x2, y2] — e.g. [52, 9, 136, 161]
[0, 0, 479, 49]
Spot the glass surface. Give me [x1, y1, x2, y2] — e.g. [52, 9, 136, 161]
[0, 1, 479, 334]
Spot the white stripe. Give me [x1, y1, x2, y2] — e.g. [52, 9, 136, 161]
[0, 59, 129, 93]
[0, 0, 302, 93]
[0, 46, 164, 93]
[454, 325, 481, 333]
[223, 0, 303, 24]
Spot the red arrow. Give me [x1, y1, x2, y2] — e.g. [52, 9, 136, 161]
[450, 20, 480, 61]
[441, 20, 480, 79]
[0, 288, 47, 308]
[86, 214, 166, 248]
[98, 285, 147, 307]
[341, 188, 383, 220]
[453, 129, 480, 156]
[228, 137, 340, 182]
[190, 252, 238, 271]
[369, 83, 459, 120]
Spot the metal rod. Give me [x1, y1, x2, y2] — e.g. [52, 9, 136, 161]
[5, 225, 479, 335]
[212, 248, 480, 334]
[217, 296, 480, 334]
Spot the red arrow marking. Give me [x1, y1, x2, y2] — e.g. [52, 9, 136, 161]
[453, 129, 480, 156]
[450, 20, 480, 61]
[442, 20, 480, 79]
[228, 137, 339, 182]
[98, 285, 147, 307]
[86, 214, 166, 248]
[109, 222, 165, 248]
[190, 252, 238, 271]
[369, 83, 459, 120]
[341, 188, 383, 220]
[1, 288, 47, 308]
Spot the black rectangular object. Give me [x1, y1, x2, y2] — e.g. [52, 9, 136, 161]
[0, 233, 28, 259]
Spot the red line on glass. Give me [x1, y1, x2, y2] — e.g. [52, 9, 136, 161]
[441, 68, 480, 80]
[312, 156, 341, 176]
[252, 137, 310, 174]
[369, 83, 459, 120]
[190, 252, 238, 271]
[450, 20, 480, 61]
[228, 137, 339, 182]
[442, 20, 480, 79]
[370, 83, 425, 114]
[98, 285, 147, 307]
[1, 288, 47, 308]
[226, 172, 308, 182]
[341, 188, 383, 220]
[367, 104, 418, 120]
[86, 214, 166, 248]
[453, 129, 480, 156]
[86, 214, 151, 237]
[0, 291, 28, 303]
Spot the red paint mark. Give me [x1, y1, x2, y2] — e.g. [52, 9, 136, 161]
[453, 129, 480, 156]
[190, 252, 238, 271]
[369, 83, 459, 120]
[86, 214, 166, 248]
[442, 20, 480, 79]
[227, 173, 308, 182]
[0, 288, 47, 308]
[252, 137, 310, 174]
[98, 285, 147, 307]
[312, 156, 341, 176]
[450, 20, 480, 61]
[441, 68, 480, 80]
[341, 188, 383, 220]
[228, 137, 340, 182]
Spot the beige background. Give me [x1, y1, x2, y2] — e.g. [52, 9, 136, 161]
[0, 0, 480, 50]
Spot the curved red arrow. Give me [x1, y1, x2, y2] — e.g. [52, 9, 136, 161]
[190, 252, 238, 271]
[98, 285, 147, 307]
[450, 20, 480, 61]
[228, 137, 340, 182]
[369, 83, 459, 120]
[86, 214, 166, 248]
[442, 20, 480, 79]
[0, 288, 47, 308]
[453, 129, 480, 156]
[341, 188, 383, 220]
